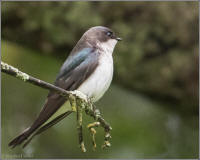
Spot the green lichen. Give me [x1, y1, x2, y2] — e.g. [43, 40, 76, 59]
[80, 142, 86, 153]
[1, 62, 10, 70]
[16, 71, 29, 81]
[69, 94, 77, 112]
[1, 62, 29, 81]
[102, 140, 111, 149]
[76, 98, 86, 152]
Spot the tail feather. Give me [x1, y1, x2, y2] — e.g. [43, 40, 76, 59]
[8, 128, 32, 148]
[23, 111, 72, 148]
[8, 96, 66, 149]
[9, 111, 73, 148]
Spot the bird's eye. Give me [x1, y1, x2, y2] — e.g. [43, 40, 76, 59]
[106, 31, 112, 37]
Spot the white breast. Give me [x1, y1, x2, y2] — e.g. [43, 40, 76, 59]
[77, 53, 113, 102]
[77, 39, 117, 102]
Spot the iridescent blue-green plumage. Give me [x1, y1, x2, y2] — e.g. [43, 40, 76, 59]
[57, 48, 94, 80]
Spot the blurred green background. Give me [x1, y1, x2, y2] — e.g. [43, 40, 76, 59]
[1, 1, 199, 159]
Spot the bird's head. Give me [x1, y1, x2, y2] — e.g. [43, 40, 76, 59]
[82, 26, 122, 52]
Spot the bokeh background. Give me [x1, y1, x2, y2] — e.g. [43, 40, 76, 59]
[1, 1, 199, 159]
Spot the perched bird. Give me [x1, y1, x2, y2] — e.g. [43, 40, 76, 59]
[9, 26, 121, 148]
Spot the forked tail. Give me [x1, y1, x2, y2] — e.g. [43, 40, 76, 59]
[8, 128, 32, 148]
[9, 110, 73, 148]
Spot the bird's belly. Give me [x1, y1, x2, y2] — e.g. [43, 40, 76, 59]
[77, 54, 113, 102]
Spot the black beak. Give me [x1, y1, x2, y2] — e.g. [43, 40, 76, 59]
[116, 37, 122, 41]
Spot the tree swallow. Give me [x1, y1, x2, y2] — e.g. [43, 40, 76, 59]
[9, 26, 121, 148]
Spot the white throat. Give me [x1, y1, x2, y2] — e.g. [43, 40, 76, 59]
[97, 39, 117, 55]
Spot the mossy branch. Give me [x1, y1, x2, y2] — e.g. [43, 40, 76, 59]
[1, 61, 112, 152]
[1, 61, 71, 97]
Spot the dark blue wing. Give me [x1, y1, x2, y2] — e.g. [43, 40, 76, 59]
[56, 48, 93, 81]
[52, 47, 99, 91]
